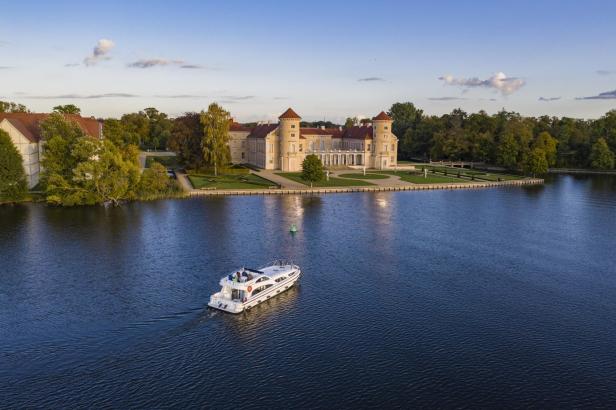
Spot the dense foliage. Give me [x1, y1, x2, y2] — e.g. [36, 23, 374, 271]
[53, 104, 81, 114]
[0, 129, 28, 202]
[102, 107, 172, 151]
[40, 113, 178, 206]
[390, 102, 616, 171]
[0, 100, 29, 113]
[301, 154, 324, 187]
[200, 103, 231, 175]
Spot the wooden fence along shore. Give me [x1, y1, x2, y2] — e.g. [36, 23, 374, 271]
[187, 178, 544, 197]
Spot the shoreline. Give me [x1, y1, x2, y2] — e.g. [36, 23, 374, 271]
[186, 178, 544, 196]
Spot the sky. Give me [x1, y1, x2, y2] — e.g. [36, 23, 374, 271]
[1, 0, 615, 122]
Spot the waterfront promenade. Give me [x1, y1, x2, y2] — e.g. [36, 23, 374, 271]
[179, 175, 544, 197]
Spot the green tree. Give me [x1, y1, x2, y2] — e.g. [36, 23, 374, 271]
[589, 138, 615, 169]
[200, 103, 231, 176]
[0, 129, 28, 202]
[496, 132, 519, 169]
[39, 113, 87, 188]
[138, 162, 172, 198]
[388, 102, 423, 139]
[103, 118, 140, 147]
[53, 104, 81, 115]
[0, 100, 29, 113]
[168, 113, 203, 168]
[534, 131, 558, 166]
[143, 107, 172, 150]
[523, 147, 549, 176]
[344, 117, 357, 128]
[301, 154, 324, 187]
[71, 139, 140, 205]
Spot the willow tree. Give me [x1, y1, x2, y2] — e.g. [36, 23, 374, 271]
[200, 103, 231, 175]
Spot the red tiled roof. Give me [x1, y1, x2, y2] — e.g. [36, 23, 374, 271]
[248, 123, 278, 139]
[325, 128, 343, 138]
[0, 112, 101, 143]
[300, 128, 332, 136]
[278, 108, 301, 119]
[229, 121, 252, 132]
[343, 125, 373, 140]
[372, 111, 392, 121]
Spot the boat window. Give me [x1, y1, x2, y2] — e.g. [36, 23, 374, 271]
[275, 277, 287, 283]
[251, 284, 273, 295]
[289, 271, 296, 276]
[255, 276, 270, 283]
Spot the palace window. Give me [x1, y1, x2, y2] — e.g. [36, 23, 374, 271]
[299, 144, 303, 152]
[291, 133, 295, 137]
[291, 124, 296, 128]
[367, 143, 371, 151]
[241, 152, 245, 159]
[384, 125, 388, 130]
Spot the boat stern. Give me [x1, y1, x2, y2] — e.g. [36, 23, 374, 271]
[208, 293, 244, 314]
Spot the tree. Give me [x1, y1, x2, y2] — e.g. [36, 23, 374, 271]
[389, 102, 423, 139]
[589, 138, 615, 169]
[344, 117, 357, 128]
[0, 100, 29, 113]
[523, 148, 548, 176]
[143, 107, 172, 150]
[71, 139, 140, 205]
[53, 104, 81, 115]
[534, 131, 558, 166]
[496, 132, 519, 169]
[0, 129, 28, 201]
[39, 113, 87, 188]
[200, 103, 231, 176]
[168, 113, 203, 168]
[301, 154, 324, 187]
[138, 162, 173, 198]
[103, 118, 140, 147]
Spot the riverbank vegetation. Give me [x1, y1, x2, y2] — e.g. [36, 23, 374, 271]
[40, 113, 180, 206]
[388, 103, 616, 172]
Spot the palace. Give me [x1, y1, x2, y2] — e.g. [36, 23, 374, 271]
[228, 108, 398, 172]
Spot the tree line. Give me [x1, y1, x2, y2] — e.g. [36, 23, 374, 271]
[388, 102, 616, 172]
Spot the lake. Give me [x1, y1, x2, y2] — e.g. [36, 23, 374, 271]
[1, 175, 616, 408]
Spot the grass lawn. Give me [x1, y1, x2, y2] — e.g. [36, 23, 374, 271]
[276, 172, 374, 187]
[146, 156, 178, 168]
[338, 173, 390, 180]
[420, 166, 523, 181]
[188, 173, 278, 189]
[397, 174, 473, 184]
[372, 170, 472, 184]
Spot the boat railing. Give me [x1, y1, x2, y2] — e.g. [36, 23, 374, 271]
[263, 258, 295, 269]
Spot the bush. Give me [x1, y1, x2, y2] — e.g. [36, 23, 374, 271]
[0, 129, 28, 202]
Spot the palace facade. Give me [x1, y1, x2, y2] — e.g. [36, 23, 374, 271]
[228, 108, 398, 171]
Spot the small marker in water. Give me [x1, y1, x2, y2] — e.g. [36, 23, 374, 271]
[289, 224, 298, 233]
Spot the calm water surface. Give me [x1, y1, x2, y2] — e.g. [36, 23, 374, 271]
[1, 175, 616, 408]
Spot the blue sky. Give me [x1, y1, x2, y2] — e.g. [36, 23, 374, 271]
[1, 0, 615, 122]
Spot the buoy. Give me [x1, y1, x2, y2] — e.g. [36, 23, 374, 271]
[289, 224, 298, 233]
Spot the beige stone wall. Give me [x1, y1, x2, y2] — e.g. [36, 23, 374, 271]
[228, 131, 250, 164]
[278, 118, 301, 171]
[372, 119, 395, 169]
[0, 119, 40, 188]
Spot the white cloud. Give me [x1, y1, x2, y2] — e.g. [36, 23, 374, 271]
[438, 72, 525, 95]
[84, 39, 115, 66]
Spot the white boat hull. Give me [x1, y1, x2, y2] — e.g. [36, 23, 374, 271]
[208, 267, 301, 314]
